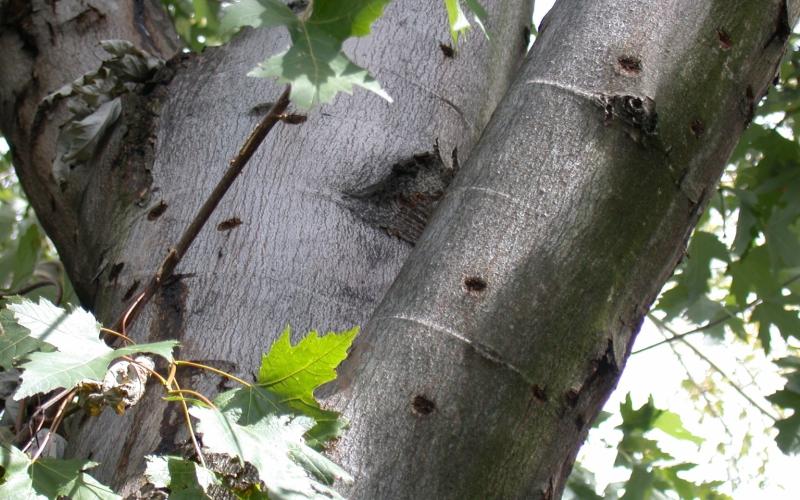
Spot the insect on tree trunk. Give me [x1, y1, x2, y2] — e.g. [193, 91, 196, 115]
[0, 0, 797, 498]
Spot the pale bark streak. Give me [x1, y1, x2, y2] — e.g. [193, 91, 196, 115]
[526, 77, 603, 102]
[379, 314, 536, 386]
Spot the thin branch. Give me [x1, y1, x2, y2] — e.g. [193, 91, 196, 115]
[15, 82, 293, 460]
[648, 314, 779, 421]
[30, 389, 75, 461]
[634, 272, 800, 354]
[112, 85, 293, 333]
[121, 291, 145, 339]
[661, 325, 734, 438]
[0, 279, 62, 304]
[15, 389, 72, 445]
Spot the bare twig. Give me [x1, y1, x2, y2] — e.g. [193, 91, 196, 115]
[661, 326, 734, 438]
[15, 389, 72, 445]
[634, 272, 800, 354]
[13, 83, 294, 463]
[30, 389, 75, 461]
[112, 85, 292, 333]
[100, 327, 134, 344]
[0, 279, 62, 304]
[648, 314, 779, 421]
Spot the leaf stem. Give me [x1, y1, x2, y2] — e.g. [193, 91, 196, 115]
[168, 388, 216, 409]
[172, 381, 207, 469]
[175, 360, 252, 387]
[100, 327, 135, 344]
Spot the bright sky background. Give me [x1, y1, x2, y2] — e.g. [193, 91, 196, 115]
[531, 1, 799, 497]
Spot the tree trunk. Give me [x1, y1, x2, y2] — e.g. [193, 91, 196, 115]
[0, 0, 796, 498]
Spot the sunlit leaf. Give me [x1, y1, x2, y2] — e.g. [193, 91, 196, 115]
[190, 407, 352, 499]
[224, 0, 392, 109]
[653, 411, 703, 445]
[145, 455, 218, 499]
[7, 298, 177, 398]
[0, 443, 118, 500]
[0, 306, 44, 369]
[257, 326, 357, 445]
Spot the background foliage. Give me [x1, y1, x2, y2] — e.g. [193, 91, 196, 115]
[565, 32, 800, 499]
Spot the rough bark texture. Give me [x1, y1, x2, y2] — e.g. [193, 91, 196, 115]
[1, 0, 798, 497]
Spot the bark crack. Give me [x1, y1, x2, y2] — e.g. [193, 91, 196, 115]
[381, 314, 535, 386]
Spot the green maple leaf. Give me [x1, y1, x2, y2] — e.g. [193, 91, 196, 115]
[0, 306, 45, 369]
[443, 0, 488, 43]
[652, 411, 703, 445]
[8, 298, 178, 399]
[9, 297, 107, 358]
[188, 326, 358, 498]
[213, 326, 357, 447]
[258, 326, 358, 397]
[145, 455, 218, 499]
[222, 0, 392, 109]
[752, 302, 800, 353]
[258, 325, 358, 445]
[768, 362, 800, 454]
[31, 458, 119, 500]
[215, 383, 289, 425]
[191, 407, 352, 500]
[0, 444, 118, 500]
[0, 444, 41, 499]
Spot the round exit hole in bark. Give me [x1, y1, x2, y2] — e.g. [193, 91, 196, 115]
[690, 119, 706, 137]
[463, 276, 487, 293]
[617, 55, 642, 75]
[147, 200, 168, 220]
[717, 28, 733, 49]
[412, 395, 436, 415]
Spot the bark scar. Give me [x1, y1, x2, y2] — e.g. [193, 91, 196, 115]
[343, 149, 457, 245]
[381, 314, 535, 386]
[527, 78, 658, 139]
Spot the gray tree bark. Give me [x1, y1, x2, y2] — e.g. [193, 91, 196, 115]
[0, 0, 796, 498]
